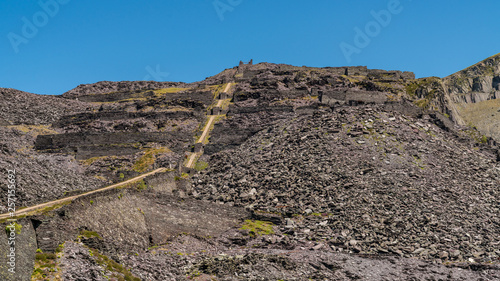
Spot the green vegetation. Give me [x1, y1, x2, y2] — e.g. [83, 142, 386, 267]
[406, 77, 442, 110]
[240, 220, 274, 237]
[38, 201, 72, 216]
[32, 251, 59, 280]
[82, 156, 105, 166]
[153, 87, 189, 95]
[35, 252, 57, 262]
[147, 245, 159, 251]
[5, 221, 22, 235]
[194, 160, 209, 171]
[95, 88, 189, 104]
[0, 214, 27, 224]
[31, 268, 46, 279]
[461, 123, 491, 145]
[405, 82, 419, 96]
[341, 75, 363, 83]
[480, 135, 488, 144]
[90, 247, 141, 281]
[81, 155, 122, 166]
[415, 98, 430, 109]
[412, 155, 426, 170]
[374, 81, 397, 91]
[187, 269, 202, 279]
[119, 173, 125, 179]
[133, 147, 171, 173]
[55, 243, 64, 253]
[7, 124, 58, 136]
[453, 75, 469, 87]
[136, 180, 147, 190]
[172, 172, 187, 181]
[79, 230, 102, 240]
[174, 172, 189, 181]
[211, 83, 228, 99]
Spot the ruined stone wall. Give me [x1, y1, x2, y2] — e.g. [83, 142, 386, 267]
[227, 105, 294, 115]
[319, 90, 387, 105]
[34, 131, 190, 159]
[367, 69, 415, 81]
[35, 132, 184, 150]
[54, 111, 198, 128]
[73, 89, 212, 104]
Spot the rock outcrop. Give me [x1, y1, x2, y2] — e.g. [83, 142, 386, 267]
[407, 53, 500, 140]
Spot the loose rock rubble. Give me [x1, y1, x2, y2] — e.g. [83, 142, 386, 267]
[193, 105, 500, 265]
[118, 233, 500, 280]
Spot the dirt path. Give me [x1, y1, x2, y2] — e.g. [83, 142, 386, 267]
[221, 83, 232, 96]
[0, 167, 167, 220]
[186, 83, 232, 169]
[1, 83, 234, 219]
[186, 152, 200, 169]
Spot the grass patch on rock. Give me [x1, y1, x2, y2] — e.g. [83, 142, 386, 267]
[89, 248, 141, 281]
[240, 220, 274, 237]
[5, 221, 22, 235]
[7, 124, 57, 136]
[79, 230, 102, 240]
[133, 147, 171, 173]
[153, 87, 189, 95]
[194, 160, 209, 171]
[32, 251, 60, 281]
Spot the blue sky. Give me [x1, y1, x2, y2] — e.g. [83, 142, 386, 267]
[1, 0, 499, 95]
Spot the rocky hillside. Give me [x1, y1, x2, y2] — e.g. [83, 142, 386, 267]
[1, 59, 500, 280]
[0, 83, 219, 209]
[62, 81, 189, 99]
[193, 105, 500, 263]
[0, 88, 92, 125]
[0, 88, 101, 212]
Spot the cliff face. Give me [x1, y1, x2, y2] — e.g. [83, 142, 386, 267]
[406, 53, 500, 141]
[443, 53, 500, 140]
[444, 53, 500, 103]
